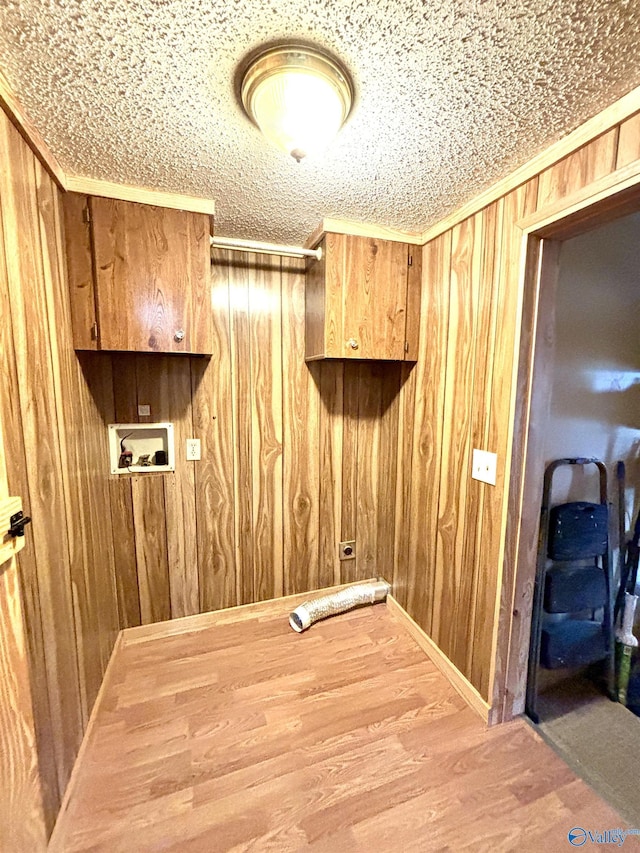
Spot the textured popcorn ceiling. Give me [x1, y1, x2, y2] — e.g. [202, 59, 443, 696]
[2, 0, 640, 243]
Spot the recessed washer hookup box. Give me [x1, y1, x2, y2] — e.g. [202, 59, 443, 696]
[108, 423, 175, 474]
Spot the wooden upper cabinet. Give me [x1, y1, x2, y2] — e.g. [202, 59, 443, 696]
[305, 232, 421, 361]
[62, 193, 213, 355]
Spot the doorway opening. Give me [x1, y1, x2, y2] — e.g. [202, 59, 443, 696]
[530, 211, 640, 720]
[512, 201, 640, 822]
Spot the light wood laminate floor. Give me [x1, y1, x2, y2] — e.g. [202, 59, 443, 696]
[50, 603, 627, 851]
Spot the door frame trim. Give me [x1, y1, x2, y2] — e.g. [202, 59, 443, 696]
[492, 166, 640, 722]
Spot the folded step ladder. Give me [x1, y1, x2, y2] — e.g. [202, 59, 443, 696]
[526, 457, 615, 723]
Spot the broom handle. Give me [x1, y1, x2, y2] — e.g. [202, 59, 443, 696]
[615, 461, 627, 622]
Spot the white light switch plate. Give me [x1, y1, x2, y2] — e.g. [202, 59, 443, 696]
[471, 449, 497, 486]
[186, 438, 201, 461]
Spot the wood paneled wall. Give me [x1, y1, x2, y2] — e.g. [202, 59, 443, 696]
[0, 384, 47, 849]
[0, 111, 120, 834]
[393, 121, 640, 707]
[89, 251, 402, 626]
[3, 88, 639, 843]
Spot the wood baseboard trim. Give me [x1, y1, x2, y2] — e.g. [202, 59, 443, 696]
[386, 595, 491, 724]
[122, 579, 379, 646]
[48, 630, 125, 851]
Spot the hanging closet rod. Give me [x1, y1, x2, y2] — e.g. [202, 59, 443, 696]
[210, 235, 322, 261]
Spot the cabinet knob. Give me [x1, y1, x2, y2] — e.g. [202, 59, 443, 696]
[174, 329, 185, 343]
[347, 338, 359, 350]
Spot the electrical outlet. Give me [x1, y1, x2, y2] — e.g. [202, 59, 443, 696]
[471, 449, 497, 486]
[339, 540, 356, 560]
[137, 404, 150, 417]
[186, 438, 201, 461]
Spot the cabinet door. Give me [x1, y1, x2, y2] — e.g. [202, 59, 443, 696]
[341, 236, 409, 360]
[61, 193, 99, 350]
[91, 198, 212, 354]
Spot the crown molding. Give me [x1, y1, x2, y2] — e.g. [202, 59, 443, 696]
[3, 62, 639, 243]
[64, 175, 216, 215]
[305, 217, 422, 249]
[0, 68, 216, 216]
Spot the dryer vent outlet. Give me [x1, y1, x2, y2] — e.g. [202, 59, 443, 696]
[289, 580, 390, 633]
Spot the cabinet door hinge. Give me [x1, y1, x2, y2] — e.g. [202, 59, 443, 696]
[82, 206, 91, 225]
[408, 254, 413, 267]
[91, 322, 98, 341]
[404, 341, 409, 353]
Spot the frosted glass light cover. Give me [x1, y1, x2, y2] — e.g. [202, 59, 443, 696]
[241, 46, 352, 161]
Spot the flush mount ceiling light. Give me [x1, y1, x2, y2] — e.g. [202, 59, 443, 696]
[240, 45, 353, 162]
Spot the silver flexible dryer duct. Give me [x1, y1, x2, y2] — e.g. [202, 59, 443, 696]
[289, 580, 391, 632]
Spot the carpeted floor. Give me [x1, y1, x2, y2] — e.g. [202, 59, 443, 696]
[533, 677, 640, 826]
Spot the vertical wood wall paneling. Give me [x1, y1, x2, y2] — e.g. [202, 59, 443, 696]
[111, 352, 139, 422]
[109, 478, 140, 628]
[131, 358, 173, 625]
[498, 238, 561, 721]
[68, 351, 118, 680]
[376, 366, 401, 582]
[391, 361, 416, 607]
[250, 254, 284, 601]
[433, 214, 482, 671]
[403, 232, 451, 631]
[229, 253, 255, 606]
[35, 161, 103, 723]
[1, 93, 635, 796]
[136, 355, 198, 618]
[0, 118, 83, 798]
[536, 130, 619, 209]
[108, 353, 141, 627]
[317, 362, 344, 587]
[477, 183, 538, 703]
[108, 350, 140, 628]
[354, 364, 382, 580]
[616, 113, 640, 168]
[462, 201, 500, 681]
[352, 364, 401, 582]
[0, 540, 47, 852]
[131, 475, 171, 624]
[0, 127, 60, 826]
[162, 357, 199, 618]
[194, 251, 235, 611]
[282, 258, 321, 594]
[0, 157, 48, 852]
[492, 133, 625, 712]
[340, 362, 360, 582]
[391, 248, 423, 596]
[496, 137, 623, 714]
